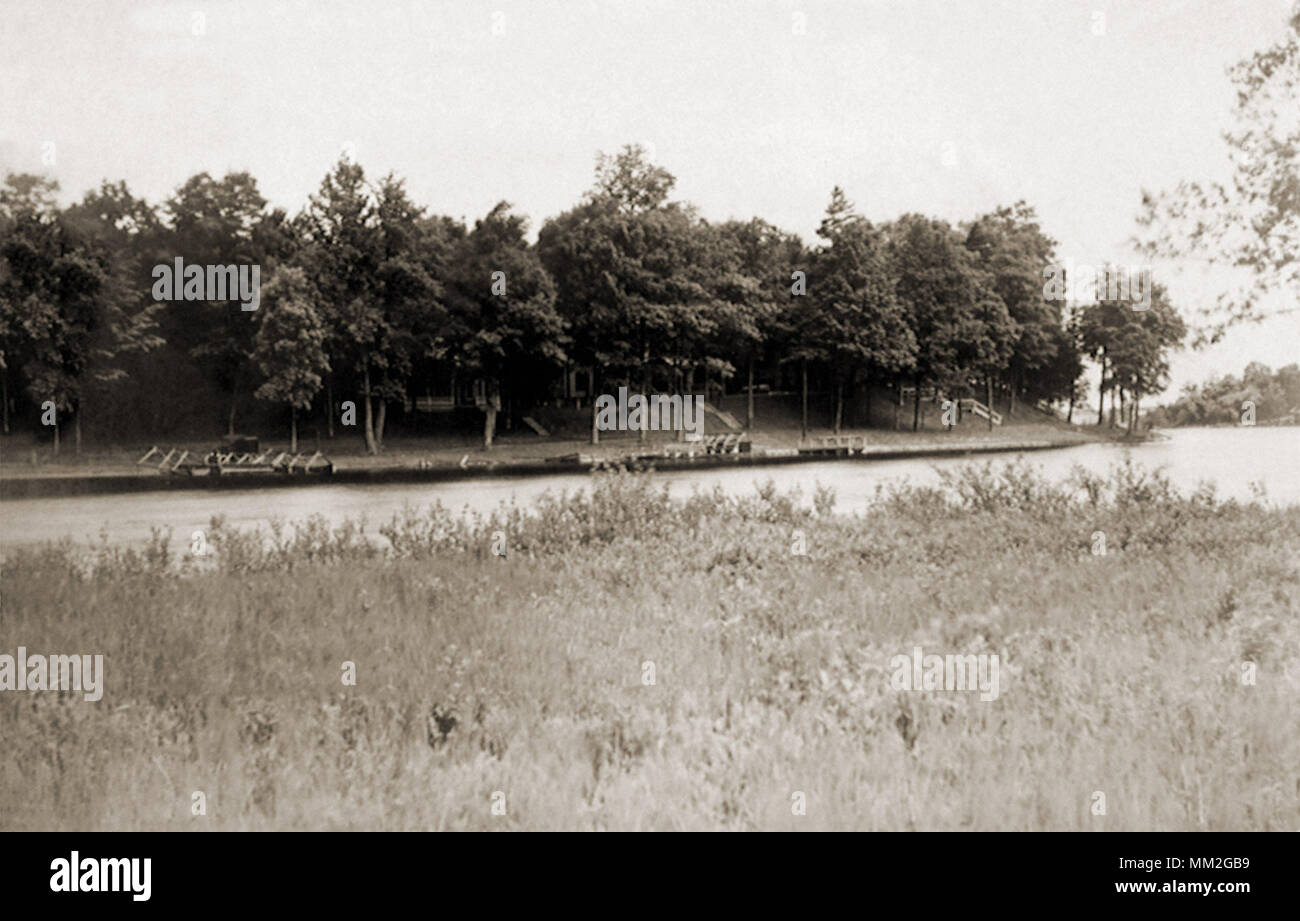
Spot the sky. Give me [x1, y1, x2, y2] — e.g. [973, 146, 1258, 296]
[3, 0, 1297, 401]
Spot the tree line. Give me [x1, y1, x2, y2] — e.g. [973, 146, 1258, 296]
[1145, 363, 1300, 428]
[0, 145, 1185, 453]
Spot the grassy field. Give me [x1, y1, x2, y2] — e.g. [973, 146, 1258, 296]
[2, 461, 1297, 831]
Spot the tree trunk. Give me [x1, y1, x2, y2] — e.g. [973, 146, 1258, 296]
[52, 420, 60, 457]
[483, 379, 499, 449]
[1132, 390, 1140, 435]
[326, 376, 334, 439]
[746, 359, 754, 429]
[375, 399, 387, 450]
[1097, 356, 1106, 426]
[227, 372, 240, 435]
[912, 374, 922, 433]
[1067, 391, 1075, 425]
[833, 375, 843, 434]
[639, 357, 650, 445]
[74, 411, 81, 456]
[1009, 380, 1016, 417]
[669, 369, 682, 442]
[800, 360, 809, 440]
[986, 376, 994, 431]
[290, 406, 298, 453]
[590, 368, 600, 445]
[361, 363, 378, 454]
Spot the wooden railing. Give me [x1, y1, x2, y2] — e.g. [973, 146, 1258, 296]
[958, 398, 1002, 426]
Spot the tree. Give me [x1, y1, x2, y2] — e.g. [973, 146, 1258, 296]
[887, 214, 1014, 431]
[965, 203, 1062, 413]
[3, 220, 97, 454]
[162, 171, 283, 433]
[1079, 270, 1186, 431]
[1137, 10, 1300, 340]
[1148, 361, 1300, 427]
[590, 144, 676, 215]
[540, 146, 717, 444]
[0, 173, 63, 434]
[1103, 283, 1187, 433]
[1034, 306, 1086, 421]
[1076, 286, 1128, 427]
[369, 174, 446, 448]
[708, 218, 805, 429]
[252, 267, 330, 452]
[807, 189, 916, 432]
[297, 156, 439, 455]
[624, 206, 727, 438]
[299, 158, 372, 447]
[1, 175, 160, 452]
[445, 202, 566, 448]
[60, 181, 166, 447]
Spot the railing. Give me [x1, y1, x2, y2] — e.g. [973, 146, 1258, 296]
[137, 446, 333, 476]
[798, 434, 868, 455]
[702, 401, 743, 431]
[414, 396, 456, 412]
[661, 433, 751, 457]
[958, 399, 1002, 426]
[899, 386, 939, 402]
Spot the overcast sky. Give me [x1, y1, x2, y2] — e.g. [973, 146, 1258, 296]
[4, 0, 1297, 399]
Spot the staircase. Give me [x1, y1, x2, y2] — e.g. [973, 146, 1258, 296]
[702, 401, 744, 431]
[521, 416, 549, 436]
[958, 399, 1002, 426]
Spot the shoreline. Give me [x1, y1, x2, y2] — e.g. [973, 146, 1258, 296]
[0, 431, 1098, 500]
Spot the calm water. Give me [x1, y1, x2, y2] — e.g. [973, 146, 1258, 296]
[1, 426, 1296, 552]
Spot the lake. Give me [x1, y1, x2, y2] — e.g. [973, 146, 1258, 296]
[1, 426, 1296, 552]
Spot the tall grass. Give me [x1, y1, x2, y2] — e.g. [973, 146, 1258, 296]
[2, 462, 1297, 830]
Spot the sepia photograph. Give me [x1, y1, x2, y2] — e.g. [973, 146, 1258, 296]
[1, 0, 1297, 898]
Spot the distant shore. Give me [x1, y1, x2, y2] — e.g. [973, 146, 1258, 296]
[0, 421, 1124, 500]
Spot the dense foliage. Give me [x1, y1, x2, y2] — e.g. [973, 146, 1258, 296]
[1146, 362, 1300, 427]
[2, 148, 1181, 452]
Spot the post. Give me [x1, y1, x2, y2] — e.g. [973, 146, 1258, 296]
[1097, 355, 1106, 426]
[746, 359, 755, 430]
[326, 376, 334, 439]
[590, 368, 600, 445]
[800, 359, 808, 441]
[639, 358, 649, 445]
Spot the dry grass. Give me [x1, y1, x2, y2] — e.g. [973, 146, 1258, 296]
[2, 462, 1297, 830]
